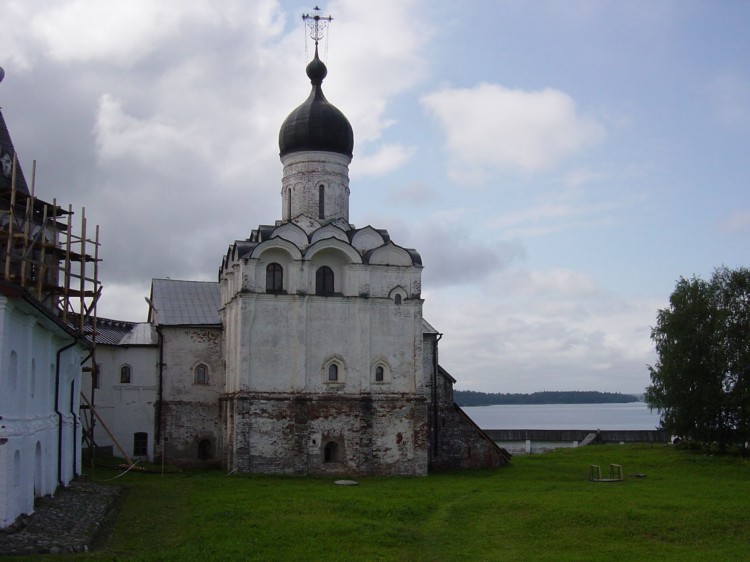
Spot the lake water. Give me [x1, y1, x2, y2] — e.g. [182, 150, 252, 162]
[463, 402, 662, 431]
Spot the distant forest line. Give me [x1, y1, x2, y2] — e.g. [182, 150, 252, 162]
[454, 390, 641, 406]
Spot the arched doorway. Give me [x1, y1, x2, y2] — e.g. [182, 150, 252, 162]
[323, 441, 339, 463]
[198, 439, 213, 460]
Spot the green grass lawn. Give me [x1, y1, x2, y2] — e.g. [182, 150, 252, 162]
[47, 445, 750, 561]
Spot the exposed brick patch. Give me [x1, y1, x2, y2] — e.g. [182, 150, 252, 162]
[222, 393, 429, 476]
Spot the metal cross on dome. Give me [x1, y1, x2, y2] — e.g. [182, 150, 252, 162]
[302, 6, 333, 46]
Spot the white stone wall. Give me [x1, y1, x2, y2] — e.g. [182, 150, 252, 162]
[160, 327, 225, 463]
[81, 344, 158, 461]
[219, 215, 429, 474]
[0, 296, 83, 528]
[280, 151, 351, 225]
[227, 293, 424, 394]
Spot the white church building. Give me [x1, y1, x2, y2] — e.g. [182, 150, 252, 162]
[83, 45, 509, 476]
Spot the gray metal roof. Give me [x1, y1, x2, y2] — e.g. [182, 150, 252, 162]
[150, 279, 221, 326]
[91, 318, 158, 346]
[91, 317, 138, 345]
[438, 364, 457, 384]
[120, 323, 158, 345]
[422, 319, 440, 335]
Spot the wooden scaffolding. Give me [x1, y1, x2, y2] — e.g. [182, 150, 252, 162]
[0, 153, 102, 326]
[1, 152, 109, 460]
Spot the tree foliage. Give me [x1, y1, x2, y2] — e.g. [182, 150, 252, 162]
[646, 266, 750, 451]
[454, 390, 639, 406]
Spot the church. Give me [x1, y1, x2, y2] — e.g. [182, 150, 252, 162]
[0, 26, 506, 531]
[83, 42, 509, 476]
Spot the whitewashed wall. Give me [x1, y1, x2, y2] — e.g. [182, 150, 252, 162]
[81, 344, 158, 462]
[219, 214, 430, 474]
[281, 151, 351, 224]
[160, 327, 225, 463]
[0, 296, 83, 528]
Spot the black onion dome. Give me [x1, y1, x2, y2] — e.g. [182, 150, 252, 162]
[279, 49, 354, 159]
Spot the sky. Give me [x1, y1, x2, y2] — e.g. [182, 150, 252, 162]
[1, 0, 749, 395]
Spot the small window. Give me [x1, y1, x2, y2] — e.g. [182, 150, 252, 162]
[266, 263, 284, 293]
[195, 364, 208, 385]
[30, 359, 36, 398]
[287, 187, 292, 219]
[13, 450, 21, 487]
[9, 350, 18, 391]
[323, 359, 345, 384]
[133, 432, 148, 456]
[394, 294, 402, 305]
[316, 266, 335, 295]
[120, 365, 132, 384]
[318, 184, 325, 219]
[375, 366, 384, 382]
[92, 364, 101, 389]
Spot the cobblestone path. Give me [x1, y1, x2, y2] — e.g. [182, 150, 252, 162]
[0, 480, 121, 556]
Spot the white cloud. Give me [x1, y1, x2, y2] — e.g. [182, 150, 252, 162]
[0, 1, 433, 325]
[330, 0, 431, 96]
[30, 0, 284, 66]
[3, 0, 436, 329]
[0, 2, 37, 69]
[386, 182, 440, 206]
[409, 214, 524, 288]
[350, 143, 416, 177]
[32, 0, 201, 64]
[565, 167, 610, 188]
[95, 94, 197, 163]
[424, 267, 659, 394]
[353, 206, 524, 289]
[421, 83, 605, 184]
[323, 0, 432, 145]
[491, 199, 621, 238]
[96, 280, 153, 322]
